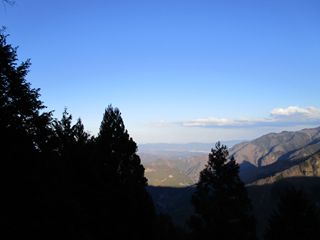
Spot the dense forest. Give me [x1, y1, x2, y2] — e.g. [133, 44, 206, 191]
[2, 31, 320, 240]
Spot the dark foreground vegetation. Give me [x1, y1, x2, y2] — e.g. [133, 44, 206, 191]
[2, 31, 320, 239]
[1, 31, 154, 240]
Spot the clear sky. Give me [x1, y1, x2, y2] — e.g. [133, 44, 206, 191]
[1, 0, 320, 143]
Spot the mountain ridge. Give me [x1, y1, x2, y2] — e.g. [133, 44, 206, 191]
[142, 126, 320, 186]
[231, 126, 320, 182]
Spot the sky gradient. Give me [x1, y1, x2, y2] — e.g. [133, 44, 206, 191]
[1, 0, 320, 143]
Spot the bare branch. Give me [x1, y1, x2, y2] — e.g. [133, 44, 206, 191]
[2, 0, 15, 6]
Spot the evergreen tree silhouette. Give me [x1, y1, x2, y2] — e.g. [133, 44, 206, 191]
[265, 187, 320, 240]
[1, 30, 155, 239]
[53, 108, 74, 153]
[89, 105, 155, 239]
[73, 117, 90, 145]
[0, 30, 52, 149]
[96, 105, 147, 186]
[0, 30, 54, 239]
[49, 109, 94, 239]
[189, 142, 256, 240]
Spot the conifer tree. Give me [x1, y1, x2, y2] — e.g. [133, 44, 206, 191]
[1, 30, 54, 239]
[1, 31, 155, 239]
[96, 105, 147, 187]
[73, 118, 90, 145]
[91, 105, 154, 239]
[0, 30, 52, 151]
[189, 142, 256, 240]
[53, 109, 91, 153]
[53, 108, 74, 153]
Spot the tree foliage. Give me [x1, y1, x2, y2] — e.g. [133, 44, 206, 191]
[0, 30, 52, 149]
[1, 30, 54, 239]
[93, 105, 155, 239]
[1, 31, 155, 240]
[189, 142, 256, 240]
[96, 105, 147, 187]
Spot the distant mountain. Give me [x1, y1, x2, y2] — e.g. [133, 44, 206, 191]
[139, 140, 243, 155]
[230, 127, 320, 167]
[139, 150, 208, 164]
[230, 127, 320, 182]
[142, 127, 320, 186]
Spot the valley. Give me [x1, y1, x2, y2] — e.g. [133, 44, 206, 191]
[142, 127, 320, 237]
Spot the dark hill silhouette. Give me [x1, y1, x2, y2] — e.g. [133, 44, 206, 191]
[249, 177, 320, 239]
[149, 176, 320, 239]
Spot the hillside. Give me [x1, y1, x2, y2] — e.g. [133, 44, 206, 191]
[144, 155, 207, 187]
[250, 151, 320, 185]
[248, 177, 320, 238]
[148, 177, 320, 238]
[142, 127, 320, 186]
[145, 160, 194, 187]
[230, 127, 320, 167]
[147, 186, 195, 227]
[231, 127, 320, 182]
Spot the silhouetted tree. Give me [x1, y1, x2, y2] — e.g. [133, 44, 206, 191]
[0, 30, 53, 150]
[0, 30, 54, 239]
[189, 142, 256, 240]
[47, 109, 94, 239]
[73, 117, 90, 145]
[96, 105, 147, 186]
[53, 108, 74, 152]
[265, 187, 320, 240]
[52, 109, 92, 181]
[89, 105, 155, 239]
[1, 30, 156, 239]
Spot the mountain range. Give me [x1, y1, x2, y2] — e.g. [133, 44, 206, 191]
[232, 126, 320, 183]
[141, 127, 320, 186]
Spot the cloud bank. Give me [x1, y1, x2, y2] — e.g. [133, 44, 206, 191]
[182, 106, 320, 128]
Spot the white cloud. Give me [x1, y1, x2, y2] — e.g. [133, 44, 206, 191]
[181, 106, 320, 128]
[136, 106, 320, 143]
[183, 118, 237, 127]
[271, 106, 320, 119]
[182, 117, 275, 127]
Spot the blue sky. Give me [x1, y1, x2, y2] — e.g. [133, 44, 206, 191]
[1, 0, 320, 143]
